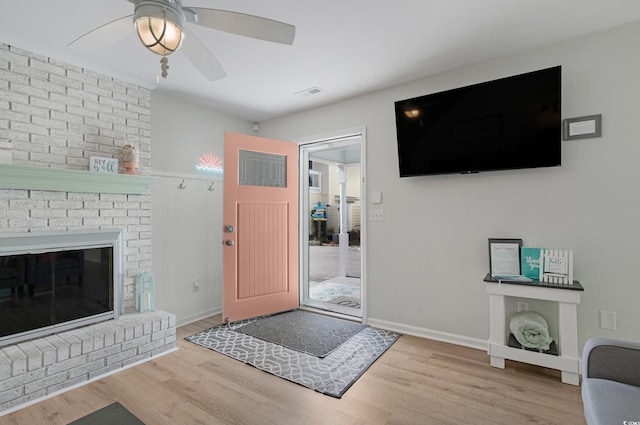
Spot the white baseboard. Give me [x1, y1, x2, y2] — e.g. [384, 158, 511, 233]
[176, 307, 222, 328]
[366, 317, 489, 352]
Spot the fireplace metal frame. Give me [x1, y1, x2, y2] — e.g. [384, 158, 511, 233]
[0, 228, 124, 346]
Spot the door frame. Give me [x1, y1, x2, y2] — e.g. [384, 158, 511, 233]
[296, 127, 368, 322]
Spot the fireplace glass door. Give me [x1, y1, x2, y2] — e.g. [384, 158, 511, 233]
[0, 246, 114, 340]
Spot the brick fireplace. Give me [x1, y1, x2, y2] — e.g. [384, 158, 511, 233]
[0, 43, 176, 413]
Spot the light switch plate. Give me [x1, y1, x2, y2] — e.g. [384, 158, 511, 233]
[371, 191, 382, 204]
[369, 209, 384, 221]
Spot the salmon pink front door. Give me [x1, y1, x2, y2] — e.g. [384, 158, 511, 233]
[223, 132, 299, 322]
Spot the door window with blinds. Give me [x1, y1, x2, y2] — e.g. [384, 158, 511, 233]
[239, 150, 287, 187]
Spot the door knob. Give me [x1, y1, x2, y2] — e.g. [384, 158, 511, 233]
[225, 239, 235, 246]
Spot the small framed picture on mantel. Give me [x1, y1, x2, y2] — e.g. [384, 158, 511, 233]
[488, 238, 523, 276]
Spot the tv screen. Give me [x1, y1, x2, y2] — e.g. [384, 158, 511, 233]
[395, 66, 561, 177]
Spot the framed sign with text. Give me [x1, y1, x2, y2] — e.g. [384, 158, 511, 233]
[90, 156, 118, 173]
[488, 238, 523, 276]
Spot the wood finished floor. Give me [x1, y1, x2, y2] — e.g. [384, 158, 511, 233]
[0, 315, 586, 425]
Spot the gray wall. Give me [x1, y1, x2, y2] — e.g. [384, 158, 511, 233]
[256, 21, 640, 348]
[150, 92, 251, 325]
[151, 91, 252, 175]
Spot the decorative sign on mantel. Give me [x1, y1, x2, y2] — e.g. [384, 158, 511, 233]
[539, 249, 574, 284]
[90, 156, 118, 173]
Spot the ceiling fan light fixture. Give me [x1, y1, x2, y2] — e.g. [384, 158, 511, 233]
[135, 16, 184, 55]
[134, 1, 186, 56]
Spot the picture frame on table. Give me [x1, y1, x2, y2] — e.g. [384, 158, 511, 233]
[488, 238, 523, 276]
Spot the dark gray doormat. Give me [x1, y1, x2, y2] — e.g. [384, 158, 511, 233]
[235, 309, 367, 357]
[68, 402, 144, 425]
[185, 316, 400, 398]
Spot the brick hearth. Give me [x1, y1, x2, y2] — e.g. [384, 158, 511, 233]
[0, 312, 176, 412]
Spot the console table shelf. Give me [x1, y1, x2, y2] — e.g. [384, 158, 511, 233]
[0, 164, 156, 195]
[484, 274, 584, 385]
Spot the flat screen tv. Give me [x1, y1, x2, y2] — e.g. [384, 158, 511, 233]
[395, 66, 561, 177]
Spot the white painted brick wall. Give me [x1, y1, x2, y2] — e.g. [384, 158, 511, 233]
[0, 42, 167, 414]
[0, 42, 152, 312]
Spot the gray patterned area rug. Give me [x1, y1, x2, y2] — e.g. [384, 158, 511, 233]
[235, 309, 367, 357]
[185, 313, 400, 398]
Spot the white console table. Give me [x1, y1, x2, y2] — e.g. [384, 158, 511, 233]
[484, 274, 584, 385]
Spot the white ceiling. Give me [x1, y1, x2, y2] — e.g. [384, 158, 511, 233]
[2, 1, 640, 122]
[310, 146, 361, 166]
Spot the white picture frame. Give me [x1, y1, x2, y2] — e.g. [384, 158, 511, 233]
[539, 249, 574, 285]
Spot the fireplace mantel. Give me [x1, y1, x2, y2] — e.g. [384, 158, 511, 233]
[0, 164, 156, 194]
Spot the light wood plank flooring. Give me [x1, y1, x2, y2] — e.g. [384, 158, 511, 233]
[0, 315, 586, 424]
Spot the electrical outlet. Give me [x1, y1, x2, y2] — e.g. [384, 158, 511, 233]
[517, 301, 529, 312]
[192, 281, 200, 293]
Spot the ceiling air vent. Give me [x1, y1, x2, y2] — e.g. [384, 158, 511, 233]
[295, 86, 323, 97]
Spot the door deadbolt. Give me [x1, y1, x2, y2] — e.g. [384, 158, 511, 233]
[225, 225, 234, 233]
[225, 239, 235, 246]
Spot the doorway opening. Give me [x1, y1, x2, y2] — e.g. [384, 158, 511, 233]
[299, 132, 365, 319]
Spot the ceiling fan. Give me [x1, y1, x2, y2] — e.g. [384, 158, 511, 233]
[67, 0, 296, 80]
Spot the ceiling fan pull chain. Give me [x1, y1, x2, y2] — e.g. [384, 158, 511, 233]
[160, 56, 169, 78]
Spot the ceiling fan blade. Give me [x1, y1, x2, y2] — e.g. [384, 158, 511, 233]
[181, 26, 227, 81]
[184, 7, 295, 45]
[66, 15, 134, 50]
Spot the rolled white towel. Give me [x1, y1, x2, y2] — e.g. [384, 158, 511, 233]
[509, 311, 553, 350]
